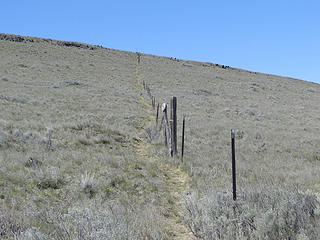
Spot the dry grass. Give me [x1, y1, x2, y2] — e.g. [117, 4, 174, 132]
[139, 53, 320, 238]
[1, 33, 320, 239]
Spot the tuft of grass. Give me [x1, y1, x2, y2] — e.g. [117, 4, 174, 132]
[80, 171, 96, 198]
[37, 178, 65, 190]
[76, 136, 92, 146]
[35, 166, 65, 190]
[94, 137, 111, 145]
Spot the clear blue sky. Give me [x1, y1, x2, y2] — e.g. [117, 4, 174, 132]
[1, 0, 319, 84]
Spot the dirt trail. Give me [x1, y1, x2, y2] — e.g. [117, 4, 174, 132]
[133, 54, 195, 239]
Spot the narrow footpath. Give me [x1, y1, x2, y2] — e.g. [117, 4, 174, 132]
[133, 54, 195, 240]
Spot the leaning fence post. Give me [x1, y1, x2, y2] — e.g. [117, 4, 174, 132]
[231, 129, 236, 201]
[163, 103, 173, 157]
[162, 104, 168, 146]
[181, 115, 185, 162]
[164, 124, 167, 146]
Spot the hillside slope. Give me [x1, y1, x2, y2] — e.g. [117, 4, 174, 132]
[0, 33, 320, 239]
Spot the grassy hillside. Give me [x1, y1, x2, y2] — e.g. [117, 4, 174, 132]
[0, 33, 320, 239]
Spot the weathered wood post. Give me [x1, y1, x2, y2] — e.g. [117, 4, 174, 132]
[162, 104, 168, 146]
[164, 125, 167, 146]
[163, 103, 173, 157]
[231, 129, 236, 201]
[172, 97, 177, 155]
[181, 115, 185, 162]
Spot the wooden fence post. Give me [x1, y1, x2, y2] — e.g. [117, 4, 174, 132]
[164, 125, 167, 146]
[231, 129, 236, 201]
[163, 103, 173, 157]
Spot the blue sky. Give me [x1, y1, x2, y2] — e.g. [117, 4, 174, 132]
[1, 0, 319, 84]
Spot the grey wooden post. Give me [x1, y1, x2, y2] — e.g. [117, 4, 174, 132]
[162, 103, 173, 156]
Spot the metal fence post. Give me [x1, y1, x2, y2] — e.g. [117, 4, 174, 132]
[181, 115, 185, 162]
[231, 129, 236, 201]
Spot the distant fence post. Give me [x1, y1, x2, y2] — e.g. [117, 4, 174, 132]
[164, 125, 167, 146]
[163, 104, 168, 146]
[137, 52, 140, 63]
[151, 97, 154, 109]
[172, 96, 177, 155]
[181, 115, 185, 162]
[170, 98, 173, 139]
[146, 85, 151, 97]
[231, 129, 236, 201]
[156, 103, 159, 127]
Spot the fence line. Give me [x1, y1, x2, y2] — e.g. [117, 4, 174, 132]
[137, 53, 239, 201]
[141, 78, 182, 158]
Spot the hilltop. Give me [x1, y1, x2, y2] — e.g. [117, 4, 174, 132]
[0, 33, 319, 239]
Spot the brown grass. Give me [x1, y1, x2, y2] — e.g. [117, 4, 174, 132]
[1, 33, 320, 239]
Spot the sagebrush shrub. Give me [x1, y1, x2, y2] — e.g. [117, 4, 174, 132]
[184, 186, 320, 240]
[29, 201, 166, 240]
[0, 204, 26, 238]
